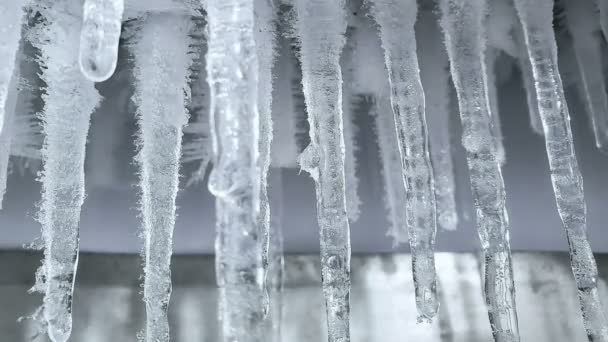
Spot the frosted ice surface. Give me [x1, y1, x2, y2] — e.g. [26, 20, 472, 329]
[79, 0, 124, 82]
[368, 0, 438, 322]
[291, 0, 351, 340]
[439, 0, 520, 340]
[132, 13, 194, 342]
[514, 0, 608, 340]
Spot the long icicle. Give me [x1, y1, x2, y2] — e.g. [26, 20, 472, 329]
[205, 0, 266, 341]
[79, 0, 124, 82]
[438, 0, 520, 340]
[132, 13, 194, 342]
[514, 0, 608, 340]
[254, 0, 278, 319]
[29, 2, 101, 341]
[564, 0, 608, 153]
[368, 0, 439, 321]
[291, 1, 351, 341]
[0, 0, 27, 134]
[417, 9, 458, 232]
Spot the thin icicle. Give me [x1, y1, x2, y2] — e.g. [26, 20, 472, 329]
[438, 0, 520, 341]
[0, 0, 27, 134]
[417, 9, 458, 232]
[564, 0, 608, 153]
[29, 2, 101, 341]
[205, 0, 265, 341]
[79, 0, 124, 82]
[515, 24, 543, 135]
[368, 0, 438, 322]
[254, 0, 278, 319]
[291, 0, 351, 341]
[131, 13, 194, 342]
[514, 0, 608, 340]
[266, 168, 285, 342]
[485, 49, 506, 166]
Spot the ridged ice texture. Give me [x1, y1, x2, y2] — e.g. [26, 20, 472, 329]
[485, 49, 506, 166]
[291, 0, 351, 341]
[0, 0, 26, 134]
[132, 14, 193, 342]
[368, 0, 439, 322]
[439, 0, 520, 341]
[30, 2, 101, 341]
[254, 0, 277, 319]
[0, 67, 20, 211]
[417, 9, 458, 232]
[79, 0, 124, 82]
[564, 0, 608, 153]
[266, 170, 285, 342]
[206, 0, 265, 341]
[514, 0, 608, 340]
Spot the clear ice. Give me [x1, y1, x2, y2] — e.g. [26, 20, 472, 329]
[485, 49, 506, 166]
[514, 0, 608, 339]
[514, 23, 543, 135]
[368, 0, 439, 322]
[206, 0, 266, 341]
[417, 9, 458, 232]
[439, 0, 520, 340]
[132, 13, 194, 342]
[79, 0, 124, 82]
[0, 0, 27, 134]
[30, 2, 101, 341]
[291, 0, 352, 340]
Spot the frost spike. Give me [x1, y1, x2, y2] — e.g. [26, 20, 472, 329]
[79, 0, 124, 82]
[368, 0, 439, 321]
[291, 0, 352, 341]
[132, 13, 194, 342]
[514, 0, 608, 340]
[31, 2, 102, 341]
[438, 0, 520, 340]
[205, 0, 266, 341]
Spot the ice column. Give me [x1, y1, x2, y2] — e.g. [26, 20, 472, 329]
[368, 0, 439, 321]
[79, 0, 124, 82]
[30, 2, 101, 341]
[439, 0, 520, 340]
[205, 0, 265, 341]
[291, 0, 351, 341]
[514, 0, 608, 340]
[132, 14, 194, 342]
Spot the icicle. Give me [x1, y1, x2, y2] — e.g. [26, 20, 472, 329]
[485, 49, 506, 165]
[514, 0, 608, 340]
[417, 9, 458, 232]
[266, 168, 285, 342]
[205, 0, 266, 341]
[438, 0, 520, 341]
[79, 0, 124, 82]
[515, 25, 543, 135]
[368, 0, 439, 322]
[0, 60, 21, 210]
[254, 0, 278, 320]
[132, 13, 194, 342]
[29, 2, 102, 341]
[564, 0, 608, 153]
[0, 0, 26, 134]
[291, 0, 351, 341]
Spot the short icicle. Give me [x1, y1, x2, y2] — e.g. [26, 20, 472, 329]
[205, 0, 266, 341]
[132, 13, 194, 342]
[368, 0, 439, 321]
[439, 0, 520, 340]
[29, 2, 102, 341]
[291, 0, 352, 341]
[514, 0, 608, 340]
[79, 0, 124, 82]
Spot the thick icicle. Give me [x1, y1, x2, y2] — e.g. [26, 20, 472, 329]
[417, 9, 458, 232]
[79, 0, 124, 82]
[205, 0, 266, 341]
[291, 0, 351, 341]
[564, 0, 608, 153]
[132, 13, 194, 342]
[254, 0, 278, 318]
[514, 0, 608, 340]
[29, 2, 101, 341]
[438, 0, 520, 340]
[266, 169, 285, 342]
[0, 0, 27, 134]
[368, 0, 439, 321]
